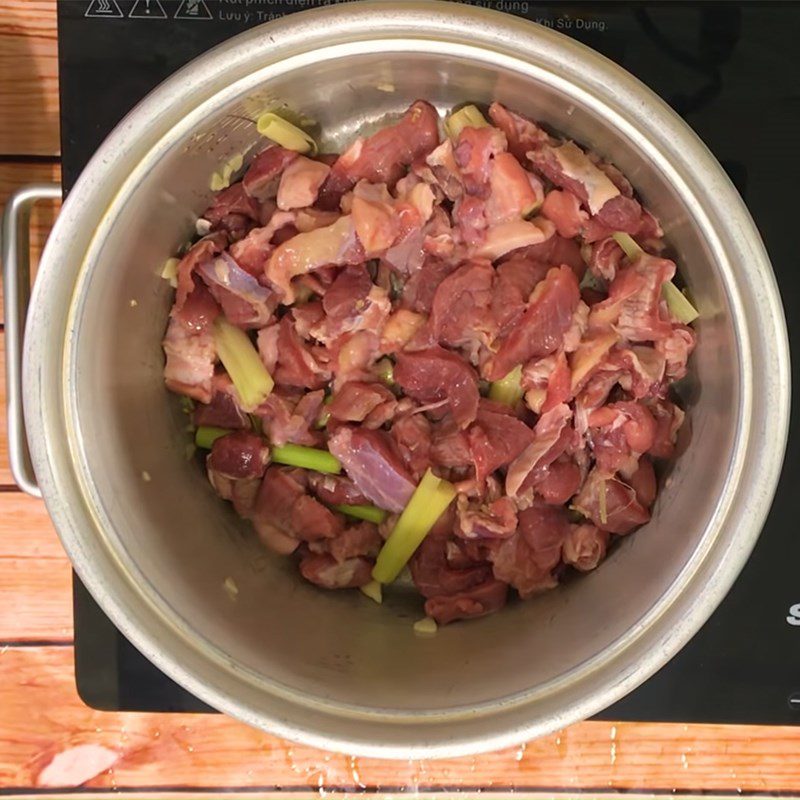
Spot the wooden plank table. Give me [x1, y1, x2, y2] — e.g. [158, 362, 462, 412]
[1, 1, 799, 796]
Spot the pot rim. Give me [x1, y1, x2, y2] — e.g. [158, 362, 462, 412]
[24, 1, 790, 757]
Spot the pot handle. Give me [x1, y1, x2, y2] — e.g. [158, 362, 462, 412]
[2, 183, 61, 497]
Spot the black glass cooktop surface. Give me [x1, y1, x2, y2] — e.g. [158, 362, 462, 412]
[58, 0, 800, 723]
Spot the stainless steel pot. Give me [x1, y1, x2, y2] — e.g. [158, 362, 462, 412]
[4, 1, 790, 758]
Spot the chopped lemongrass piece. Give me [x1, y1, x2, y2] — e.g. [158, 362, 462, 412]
[179, 396, 195, 415]
[489, 365, 524, 407]
[360, 580, 383, 604]
[611, 231, 643, 260]
[161, 257, 179, 288]
[256, 112, 317, 154]
[663, 280, 699, 324]
[413, 617, 438, 636]
[195, 426, 231, 450]
[213, 317, 274, 411]
[598, 479, 608, 526]
[445, 104, 489, 140]
[271, 443, 341, 474]
[223, 576, 239, 600]
[375, 357, 395, 387]
[372, 469, 457, 584]
[333, 504, 388, 524]
[580, 269, 606, 292]
[314, 410, 330, 430]
[209, 152, 244, 191]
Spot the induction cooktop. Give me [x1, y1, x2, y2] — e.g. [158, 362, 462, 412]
[58, 0, 800, 724]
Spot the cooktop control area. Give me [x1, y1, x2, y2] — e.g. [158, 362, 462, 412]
[59, 1, 800, 723]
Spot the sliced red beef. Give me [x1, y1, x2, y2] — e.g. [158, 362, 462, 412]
[541, 189, 587, 238]
[467, 401, 535, 483]
[572, 467, 650, 534]
[430, 416, 473, 469]
[488, 102, 550, 161]
[258, 388, 324, 447]
[391, 414, 432, 480]
[273, 316, 331, 389]
[327, 426, 416, 513]
[410, 534, 492, 599]
[162, 287, 219, 403]
[197, 252, 276, 328]
[290, 495, 345, 541]
[193, 376, 249, 429]
[485, 265, 581, 381]
[587, 401, 657, 476]
[589, 253, 675, 342]
[562, 524, 609, 572]
[656, 324, 697, 381]
[394, 346, 480, 429]
[429, 259, 495, 360]
[299, 554, 373, 589]
[319, 100, 440, 208]
[648, 399, 686, 459]
[401, 257, 458, 314]
[425, 579, 508, 625]
[243, 146, 299, 201]
[174, 232, 228, 313]
[455, 494, 518, 540]
[327, 381, 396, 424]
[203, 183, 260, 226]
[307, 474, 370, 506]
[506, 403, 574, 498]
[453, 125, 507, 196]
[207, 431, 269, 481]
[491, 254, 550, 335]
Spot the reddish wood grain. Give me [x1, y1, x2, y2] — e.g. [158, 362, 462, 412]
[0, 646, 798, 793]
[0, 1, 59, 155]
[0, 162, 62, 326]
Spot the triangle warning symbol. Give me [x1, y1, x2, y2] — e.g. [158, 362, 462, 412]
[85, 0, 123, 17]
[130, 0, 168, 18]
[175, 0, 213, 19]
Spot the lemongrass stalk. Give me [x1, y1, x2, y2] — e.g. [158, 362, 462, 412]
[271, 443, 341, 474]
[372, 469, 456, 584]
[256, 112, 317, 154]
[333, 504, 388, 524]
[662, 280, 699, 324]
[195, 426, 231, 450]
[213, 317, 274, 411]
[444, 104, 489, 140]
[488, 364, 524, 407]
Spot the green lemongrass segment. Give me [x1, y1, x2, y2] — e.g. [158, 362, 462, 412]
[579, 269, 606, 292]
[375, 357, 395, 387]
[333, 504, 388, 525]
[611, 231, 643, 260]
[271, 443, 341, 474]
[489, 364, 524, 407]
[213, 317, 274, 411]
[161, 257, 179, 288]
[445, 104, 489, 140]
[662, 280, 699, 325]
[372, 469, 457, 584]
[413, 617, 438, 636]
[195, 426, 231, 450]
[256, 112, 317, 154]
[209, 153, 244, 192]
[359, 580, 383, 604]
[598, 479, 608, 526]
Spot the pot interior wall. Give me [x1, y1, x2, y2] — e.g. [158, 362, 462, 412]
[68, 49, 738, 714]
